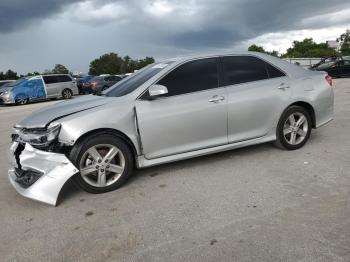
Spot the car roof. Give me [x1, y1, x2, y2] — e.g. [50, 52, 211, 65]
[161, 51, 311, 78]
[41, 74, 70, 76]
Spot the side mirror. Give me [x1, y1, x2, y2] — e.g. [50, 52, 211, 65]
[148, 84, 168, 98]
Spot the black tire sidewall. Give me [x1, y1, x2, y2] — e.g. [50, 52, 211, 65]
[277, 106, 312, 150]
[62, 89, 73, 99]
[70, 133, 134, 193]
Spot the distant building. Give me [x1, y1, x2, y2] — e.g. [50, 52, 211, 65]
[326, 40, 339, 50]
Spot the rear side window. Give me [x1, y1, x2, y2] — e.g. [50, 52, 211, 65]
[57, 75, 72, 82]
[43, 76, 58, 84]
[222, 56, 269, 85]
[157, 58, 218, 97]
[109, 76, 122, 81]
[266, 63, 286, 78]
[43, 75, 71, 84]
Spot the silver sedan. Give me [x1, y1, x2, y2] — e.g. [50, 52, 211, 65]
[8, 52, 334, 205]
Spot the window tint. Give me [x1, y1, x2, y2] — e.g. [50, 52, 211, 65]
[109, 76, 121, 81]
[43, 75, 71, 84]
[344, 60, 350, 65]
[57, 75, 72, 82]
[222, 56, 268, 85]
[266, 63, 285, 78]
[157, 58, 218, 97]
[43, 76, 58, 84]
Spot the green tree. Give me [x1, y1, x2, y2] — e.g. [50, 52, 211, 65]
[283, 38, 338, 58]
[89, 53, 155, 75]
[248, 44, 279, 57]
[52, 64, 69, 74]
[338, 29, 350, 56]
[136, 57, 155, 70]
[4, 69, 18, 80]
[89, 53, 124, 75]
[248, 44, 266, 53]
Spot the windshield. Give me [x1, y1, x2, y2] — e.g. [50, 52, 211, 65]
[104, 62, 173, 97]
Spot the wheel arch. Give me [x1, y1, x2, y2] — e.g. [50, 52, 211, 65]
[62, 88, 73, 97]
[72, 128, 138, 163]
[284, 101, 316, 128]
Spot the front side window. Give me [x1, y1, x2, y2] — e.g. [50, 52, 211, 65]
[222, 56, 269, 85]
[157, 58, 218, 97]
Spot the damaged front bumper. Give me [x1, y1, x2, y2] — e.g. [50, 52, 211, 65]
[8, 142, 78, 206]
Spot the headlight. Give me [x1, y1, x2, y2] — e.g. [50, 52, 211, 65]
[15, 123, 61, 147]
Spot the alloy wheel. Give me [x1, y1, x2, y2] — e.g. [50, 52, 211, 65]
[63, 89, 72, 99]
[79, 144, 126, 187]
[283, 112, 309, 145]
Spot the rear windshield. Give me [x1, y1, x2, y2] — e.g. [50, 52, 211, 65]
[104, 62, 173, 97]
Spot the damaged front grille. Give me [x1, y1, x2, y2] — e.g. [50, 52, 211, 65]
[14, 168, 42, 188]
[11, 133, 19, 142]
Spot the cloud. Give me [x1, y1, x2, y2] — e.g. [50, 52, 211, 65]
[0, 0, 82, 33]
[0, 0, 349, 73]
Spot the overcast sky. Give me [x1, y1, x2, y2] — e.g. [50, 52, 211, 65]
[0, 0, 349, 74]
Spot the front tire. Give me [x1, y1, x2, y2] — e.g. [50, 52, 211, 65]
[15, 95, 28, 105]
[70, 133, 134, 194]
[275, 106, 312, 150]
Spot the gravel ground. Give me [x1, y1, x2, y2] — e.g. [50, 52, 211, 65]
[0, 80, 349, 262]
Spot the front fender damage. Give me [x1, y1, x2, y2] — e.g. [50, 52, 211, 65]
[8, 142, 78, 206]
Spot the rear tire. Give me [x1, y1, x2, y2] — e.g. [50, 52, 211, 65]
[275, 106, 312, 150]
[70, 133, 134, 194]
[62, 89, 73, 99]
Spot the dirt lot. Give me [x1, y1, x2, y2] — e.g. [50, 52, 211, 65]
[0, 79, 349, 261]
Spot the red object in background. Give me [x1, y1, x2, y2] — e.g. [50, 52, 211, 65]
[325, 75, 333, 87]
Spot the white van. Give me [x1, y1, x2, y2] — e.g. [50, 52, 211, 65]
[0, 74, 79, 105]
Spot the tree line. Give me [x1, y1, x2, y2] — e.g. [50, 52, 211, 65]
[248, 29, 350, 58]
[0, 54, 156, 80]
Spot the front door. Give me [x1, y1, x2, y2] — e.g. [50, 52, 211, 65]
[135, 57, 228, 159]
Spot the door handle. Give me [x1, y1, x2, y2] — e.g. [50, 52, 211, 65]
[277, 83, 290, 90]
[209, 95, 225, 103]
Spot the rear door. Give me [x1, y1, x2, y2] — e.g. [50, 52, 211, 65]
[135, 57, 228, 159]
[43, 75, 59, 97]
[222, 55, 292, 143]
[57, 75, 77, 94]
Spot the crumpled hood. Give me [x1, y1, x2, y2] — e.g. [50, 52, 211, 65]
[17, 95, 111, 129]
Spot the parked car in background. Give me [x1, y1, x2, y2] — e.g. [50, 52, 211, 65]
[0, 80, 15, 87]
[81, 75, 123, 94]
[0, 74, 78, 105]
[77, 75, 94, 94]
[8, 52, 334, 205]
[313, 59, 350, 78]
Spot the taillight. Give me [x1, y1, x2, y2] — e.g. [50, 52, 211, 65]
[325, 75, 333, 87]
[90, 82, 97, 87]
